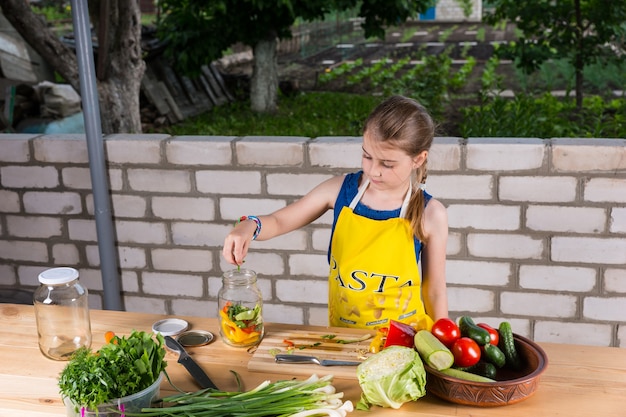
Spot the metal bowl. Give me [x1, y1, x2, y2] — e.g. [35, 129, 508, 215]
[425, 334, 548, 407]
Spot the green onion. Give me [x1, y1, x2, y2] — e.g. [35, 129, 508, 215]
[130, 374, 353, 417]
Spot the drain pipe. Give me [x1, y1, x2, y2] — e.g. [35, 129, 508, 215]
[70, 0, 122, 311]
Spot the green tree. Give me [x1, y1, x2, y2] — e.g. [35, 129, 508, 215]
[157, 0, 432, 113]
[486, 0, 626, 109]
[0, 0, 145, 133]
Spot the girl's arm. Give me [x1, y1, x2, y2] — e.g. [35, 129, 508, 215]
[420, 197, 449, 321]
[223, 175, 345, 266]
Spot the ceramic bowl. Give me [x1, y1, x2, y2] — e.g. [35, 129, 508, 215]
[425, 334, 548, 407]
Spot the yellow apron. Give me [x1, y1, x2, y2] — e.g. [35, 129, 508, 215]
[328, 178, 433, 331]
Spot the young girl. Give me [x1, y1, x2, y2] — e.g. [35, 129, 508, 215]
[223, 95, 448, 331]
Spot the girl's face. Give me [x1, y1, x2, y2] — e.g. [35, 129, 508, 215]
[361, 131, 427, 191]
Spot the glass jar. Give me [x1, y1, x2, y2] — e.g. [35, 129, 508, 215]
[218, 268, 264, 347]
[33, 267, 92, 360]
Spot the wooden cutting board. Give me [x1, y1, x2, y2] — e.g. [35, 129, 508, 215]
[247, 328, 375, 379]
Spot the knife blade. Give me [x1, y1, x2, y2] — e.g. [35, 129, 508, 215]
[275, 354, 361, 366]
[165, 335, 218, 389]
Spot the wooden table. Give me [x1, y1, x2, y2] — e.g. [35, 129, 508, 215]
[1, 303, 625, 417]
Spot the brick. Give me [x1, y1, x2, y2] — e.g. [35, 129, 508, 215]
[152, 248, 212, 272]
[172, 299, 218, 318]
[309, 137, 361, 168]
[123, 296, 167, 314]
[236, 136, 307, 166]
[6, 215, 62, 238]
[152, 196, 214, 220]
[109, 195, 147, 218]
[552, 236, 626, 264]
[142, 272, 203, 296]
[430, 137, 462, 171]
[426, 174, 493, 200]
[86, 245, 147, 269]
[219, 252, 284, 275]
[501, 292, 577, 317]
[263, 303, 305, 325]
[446, 231, 462, 256]
[312, 228, 331, 252]
[276, 278, 327, 303]
[447, 204, 520, 230]
[267, 173, 333, 196]
[62, 167, 92, 189]
[253, 230, 308, 251]
[610, 207, 626, 233]
[121, 270, 139, 293]
[0, 240, 48, 262]
[220, 198, 286, 221]
[1, 166, 58, 188]
[104, 134, 167, 164]
[172, 223, 231, 247]
[618, 325, 626, 348]
[17, 265, 47, 286]
[78, 268, 104, 291]
[500, 176, 577, 202]
[519, 265, 596, 292]
[288, 254, 328, 277]
[448, 287, 495, 312]
[128, 168, 191, 193]
[584, 178, 626, 203]
[166, 136, 234, 165]
[52, 243, 80, 265]
[526, 206, 606, 233]
[115, 220, 167, 244]
[0, 264, 17, 285]
[68, 219, 97, 242]
[33, 134, 88, 163]
[466, 138, 545, 171]
[0, 190, 20, 212]
[0, 135, 31, 162]
[468, 233, 544, 259]
[447, 260, 511, 286]
[552, 138, 626, 172]
[534, 320, 612, 346]
[23, 191, 82, 214]
[583, 296, 626, 321]
[308, 306, 330, 326]
[196, 170, 261, 194]
[604, 268, 626, 293]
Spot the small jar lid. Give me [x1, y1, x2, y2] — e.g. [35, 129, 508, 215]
[152, 318, 189, 336]
[38, 267, 79, 285]
[177, 330, 214, 347]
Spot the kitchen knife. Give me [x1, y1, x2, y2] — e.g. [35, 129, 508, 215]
[275, 354, 361, 366]
[165, 335, 218, 389]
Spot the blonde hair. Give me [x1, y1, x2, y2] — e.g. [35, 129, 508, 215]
[363, 95, 435, 242]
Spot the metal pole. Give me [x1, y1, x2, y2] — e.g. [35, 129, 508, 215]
[70, 0, 122, 311]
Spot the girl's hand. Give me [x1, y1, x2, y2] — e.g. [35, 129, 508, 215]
[222, 220, 257, 265]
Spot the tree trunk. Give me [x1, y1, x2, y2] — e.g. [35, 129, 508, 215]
[574, 0, 583, 109]
[250, 34, 278, 113]
[0, 0, 144, 133]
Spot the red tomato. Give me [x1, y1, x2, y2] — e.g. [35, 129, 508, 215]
[383, 320, 416, 348]
[431, 318, 461, 348]
[477, 323, 499, 346]
[451, 337, 481, 367]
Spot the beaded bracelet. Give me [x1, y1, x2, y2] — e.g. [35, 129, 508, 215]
[237, 215, 262, 240]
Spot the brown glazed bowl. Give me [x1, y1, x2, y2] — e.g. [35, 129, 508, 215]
[425, 334, 548, 407]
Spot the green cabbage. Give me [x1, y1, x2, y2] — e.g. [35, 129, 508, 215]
[356, 345, 426, 410]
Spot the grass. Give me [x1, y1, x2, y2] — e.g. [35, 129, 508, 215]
[163, 92, 382, 137]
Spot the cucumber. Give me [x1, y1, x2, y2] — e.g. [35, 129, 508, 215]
[483, 343, 506, 368]
[458, 316, 491, 346]
[440, 367, 495, 382]
[457, 361, 497, 380]
[414, 330, 454, 371]
[498, 321, 523, 371]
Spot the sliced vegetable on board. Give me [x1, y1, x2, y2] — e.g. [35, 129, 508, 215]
[414, 330, 454, 371]
[357, 345, 426, 410]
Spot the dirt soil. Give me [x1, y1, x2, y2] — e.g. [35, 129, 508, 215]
[220, 20, 520, 136]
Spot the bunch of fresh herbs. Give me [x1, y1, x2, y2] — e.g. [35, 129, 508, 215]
[58, 330, 167, 411]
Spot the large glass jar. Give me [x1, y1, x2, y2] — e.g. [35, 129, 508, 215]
[33, 267, 92, 360]
[218, 268, 264, 347]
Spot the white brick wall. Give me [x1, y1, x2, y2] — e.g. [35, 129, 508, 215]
[1, 134, 625, 348]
